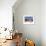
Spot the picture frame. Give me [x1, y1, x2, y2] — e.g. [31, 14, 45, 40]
[23, 15, 34, 24]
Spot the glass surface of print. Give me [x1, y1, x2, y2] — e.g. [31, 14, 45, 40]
[23, 15, 34, 24]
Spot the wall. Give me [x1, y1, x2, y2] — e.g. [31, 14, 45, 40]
[0, 0, 16, 30]
[13, 0, 41, 46]
[41, 0, 46, 46]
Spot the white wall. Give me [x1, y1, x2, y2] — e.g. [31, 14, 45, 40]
[13, 0, 41, 46]
[0, 0, 17, 30]
[41, 0, 46, 46]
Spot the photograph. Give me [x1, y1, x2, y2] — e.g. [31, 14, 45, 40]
[0, 0, 46, 46]
[23, 15, 34, 24]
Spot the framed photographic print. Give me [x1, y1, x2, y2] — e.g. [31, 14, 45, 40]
[23, 15, 34, 24]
